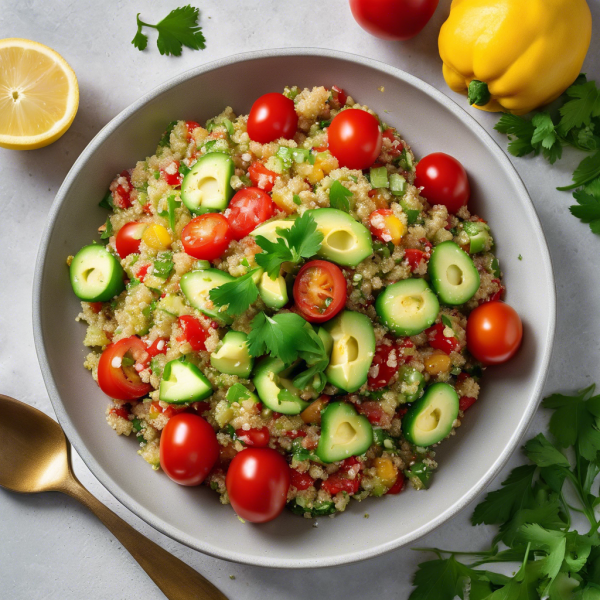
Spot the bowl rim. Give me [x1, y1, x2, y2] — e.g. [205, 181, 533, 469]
[32, 47, 556, 569]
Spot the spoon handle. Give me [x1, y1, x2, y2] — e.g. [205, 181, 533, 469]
[62, 476, 228, 600]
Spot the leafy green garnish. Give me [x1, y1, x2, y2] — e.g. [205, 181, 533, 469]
[132, 5, 206, 57]
[226, 383, 253, 404]
[99, 191, 114, 210]
[153, 252, 174, 280]
[100, 217, 113, 243]
[254, 212, 323, 279]
[208, 270, 259, 316]
[157, 194, 182, 231]
[329, 180, 352, 213]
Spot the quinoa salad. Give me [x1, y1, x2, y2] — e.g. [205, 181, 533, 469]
[68, 85, 507, 521]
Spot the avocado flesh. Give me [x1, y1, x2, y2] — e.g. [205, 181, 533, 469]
[157, 294, 188, 317]
[258, 271, 288, 309]
[316, 402, 373, 463]
[210, 331, 254, 377]
[323, 311, 375, 393]
[402, 383, 459, 446]
[181, 152, 234, 211]
[251, 219, 294, 243]
[179, 269, 234, 324]
[253, 357, 310, 415]
[306, 208, 373, 267]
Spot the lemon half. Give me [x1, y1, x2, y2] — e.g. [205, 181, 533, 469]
[0, 38, 79, 150]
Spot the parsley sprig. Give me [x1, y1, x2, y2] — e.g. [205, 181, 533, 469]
[132, 5, 206, 56]
[494, 75, 600, 235]
[409, 384, 600, 600]
[208, 270, 259, 317]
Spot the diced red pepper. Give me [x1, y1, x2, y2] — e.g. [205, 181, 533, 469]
[358, 401, 392, 428]
[150, 401, 187, 420]
[368, 341, 399, 390]
[137, 264, 151, 283]
[235, 426, 270, 447]
[176, 315, 208, 352]
[382, 129, 403, 158]
[459, 396, 477, 412]
[284, 430, 307, 439]
[404, 248, 429, 272]
[290, 469, 314, 491]
[110, 170, 134, 209]
[160, 161, 183, 187]
[185, 121, 201, 139]
[90, 301, 103, 313]
[386, 472, 405, 495]
[426, 323, 460, 355]
[331, 85, 348, 107]
[109, 406, 130, 420]
[248, 162, 278, 192]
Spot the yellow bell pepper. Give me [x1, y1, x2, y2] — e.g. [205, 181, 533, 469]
[438, 0, 592, 115]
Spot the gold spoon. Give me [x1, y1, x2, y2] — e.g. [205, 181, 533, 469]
[0, 394, 228, 600]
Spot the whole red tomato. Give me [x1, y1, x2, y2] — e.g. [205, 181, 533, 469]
[226, 448, 290, 523]
[328, 109, 382, 170]
[224, 187, 275, 240]
[349, 0, 439, 41]
[115, 222, 147, 258]
[247, 93, 298, 144]
[414, 152, 470, 214]
[160, 413, 219, 486]
[181, 213, 232, 261]
[466, 301, 523, 365]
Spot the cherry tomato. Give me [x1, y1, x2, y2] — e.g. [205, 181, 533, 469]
[349, 0, 439, 41]
[110, 170, 134, 209]
[414, 152, 470, 214]
[368, 341, 399, 389]
[466, 301, 523, 365]
[226, 448, 290, 523]
[328, 109, 382, 170]
[321, 459, 362, 495]
[224, 187, 275, 240]
[290, 469, 314, 491]
[115, 222, 147, 258]
[176, 315, 208, 352]
[160, 414, 219, 486]
[293, 260, 347, 323]
[247, 93, 298, 144]
[181, 213, 232, 261]
[98, 336, 152, 401]
[404, 248, 429, 272]
[235, 427, 270, 448]
[386, 472, 405, 495]
[247, 162, 278, 192]
[160, 161, 183, 187]
[426, 322, 460, 355]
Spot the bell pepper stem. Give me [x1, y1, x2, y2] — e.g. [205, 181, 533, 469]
[468, 80, 491, 106]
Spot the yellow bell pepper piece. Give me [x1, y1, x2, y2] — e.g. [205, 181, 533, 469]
[438, 0, 592, 115]
[142, 223, 172, 251]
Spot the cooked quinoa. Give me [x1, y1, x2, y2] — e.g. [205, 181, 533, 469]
[72, 85, 503, 518]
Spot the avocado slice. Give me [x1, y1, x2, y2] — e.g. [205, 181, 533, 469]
[179, 268, 234, 324]
[402, 383, 459, 446]
[181, 152, 234, 212]
[323, 311, 375, 393]
[70, 245, 125, 302]
[251, 218, 294, 243]
[375, 278, 439, 336]
[316, 402, 373, 463]
[210, 330, 254, 377]
[157, 294, 188, 317]
[159, 360, 213, 404]
[428, 241, 480, 305]
[252, 357, 311, 415]
[306, 208, 373, 267]
[258, 271, 288, 309]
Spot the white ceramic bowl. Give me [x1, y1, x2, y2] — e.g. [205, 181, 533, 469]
[33, 49, 555, 568]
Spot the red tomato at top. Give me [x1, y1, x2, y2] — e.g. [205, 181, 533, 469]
[247, 93, 298, 144]
[466, 301, 523, 365]
[226, 448, 290, 523]
[293, 260, 347, 323]
[328, 109, 383, 170]
[160, 413, 219, 486]
[349, 0, 439, 41]
[98, 336, 152, 400]
[224, 187, 276, 240]
[181, 213, 232, 261]
[414, 152, 470, 214]
[115, 222, 147, 258]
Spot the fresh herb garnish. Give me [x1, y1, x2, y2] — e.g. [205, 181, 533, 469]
[293, 194, 302, 206]
[409, 384, 600, 600]
[153, 252, 174, 280]
[157, 194, 181, 231]
[226, 383, 253, 404]
[132, 5, 206, 57]
[99, 191, 114, 210]
[208, 270, 259, 316]
[158, 121, 177, 148]
[441, 315, 454, 332]
[329, 180, 352, 213]
[100, 217, 113, 243]
[254, 212, 323, 279]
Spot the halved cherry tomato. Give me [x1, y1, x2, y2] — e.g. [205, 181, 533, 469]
[110, 170, 134, 209]
[414, 152, 470, 214]
[386, 472, 405, 495]
[248, 162, 278, 192]
[235, 427, 270, 448]
[176, 315, 208, 352]
[185, 121, 201, 139]
[369, 208, 405, 245]
[290, 469, 314, 491]
[160, 161, 183, 187]
[459, 396, 477, 412]
[247, 93, 298, 144]
[426, 322, 460, 355]
[331, 85, 348, 107]
[115, 222, 147, 258]
[466, 301, 523, 365]
[328, 109, 382, 170]
[293, 260, 347, 323]
[98, 336, 152, 400]
[224, 187, 275, 240]
[226, 448, 290, 523]
[181, 213, 232, 261]
[160, 414, 219, 486]
[404, 248, 429, 271]
[368, 341, 399, 389]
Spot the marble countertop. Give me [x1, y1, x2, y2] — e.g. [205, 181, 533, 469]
[1, 1, 599, 598]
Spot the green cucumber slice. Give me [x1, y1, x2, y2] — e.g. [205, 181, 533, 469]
[70, 245, 125, 302]
[159, 360, 213, 404]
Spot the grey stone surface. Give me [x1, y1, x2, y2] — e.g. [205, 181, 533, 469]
[0, 0, 599, 598]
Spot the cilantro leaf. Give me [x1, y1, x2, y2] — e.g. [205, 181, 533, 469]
[569, 187, 600, 234]
[531, 112, 558, 150]
[99, 191, 114, 210]
[558, 81, 600, 134]
[208, 270, 259, 316]
[494, 114, 537, 157]
[157, 194, 181, 231]
[329, 180, 352, 212]
[133, 6, 206, 57]
[254, 236, 294, 279]
[558, 151, 600, 191]
[524, 433, 570, 468]
[153, 252, 174, 280]
[409, 556, 471, 600]
[516, 524, 566, 584]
